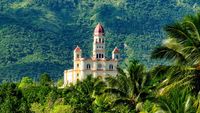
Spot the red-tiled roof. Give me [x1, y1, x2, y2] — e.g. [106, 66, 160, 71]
[94, 23, 104, 36]
[74, 46, 81, 52]
[113, 47, 120, 53]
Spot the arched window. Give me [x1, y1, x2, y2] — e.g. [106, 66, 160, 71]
[98, 64, 102, 69]
[77, 73, 79, 81]
[99, 54, 101, 58]
[102, 54, 104, 58]
[116, 55, 119, 59]
[99, 38, 101, 43]
[77, 64, 79, 68]
[87, 64, 91, 69]
[109, 64, 113, 70]
[102, 39, 104, 43]
[96, 54, 98, 58]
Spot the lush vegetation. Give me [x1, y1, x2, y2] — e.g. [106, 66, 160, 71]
[2, 11, 200, 112]
[0, 0, 200, 81]
[1, 60, 200, 112]
[2, 0, 200, 112]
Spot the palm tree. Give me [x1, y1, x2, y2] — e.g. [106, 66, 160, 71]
[92, 93, 113, 112]
[152, 87, 195, 113]
[193, 92, 200, 112]
[151, 13, 200, 93]
[105, 60, 152, 111]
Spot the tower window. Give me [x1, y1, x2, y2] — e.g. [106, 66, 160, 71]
[116, 55, 119, 59]
[77, 73, 79, 81]
[109, 64, 113, 70]
[87, 64, 91, 69]
[77, 54, 79, 58]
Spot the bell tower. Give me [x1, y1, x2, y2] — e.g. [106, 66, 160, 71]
[74, 46, 82, 61]
[112, 47, 120, 60]
[74, 46, 82, 70]
[93, 23, 105, 60]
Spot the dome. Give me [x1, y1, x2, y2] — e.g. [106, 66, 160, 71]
[94, 23, 104, 36]
[74, 46, 81, 52]
[113, 47, 120, 53]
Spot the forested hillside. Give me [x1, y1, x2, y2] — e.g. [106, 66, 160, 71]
[0, 0, 199, 81]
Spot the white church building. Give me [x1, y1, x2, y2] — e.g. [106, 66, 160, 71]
[63, 23, 120, 86]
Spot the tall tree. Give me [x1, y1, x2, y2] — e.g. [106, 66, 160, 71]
[105, 60, 152, 111]
[18, 76, 34, 89]
[39, 73, 52, 86]
[151, 13, 200, 93]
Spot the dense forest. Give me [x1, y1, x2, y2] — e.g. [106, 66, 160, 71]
[2, 0, 200, 112]
[3, 16, 200, 111]
[0, 0, 200, 81]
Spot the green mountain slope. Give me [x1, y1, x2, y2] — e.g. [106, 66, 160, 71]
[0, 0, 199, 81]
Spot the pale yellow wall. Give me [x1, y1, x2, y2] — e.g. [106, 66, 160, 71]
[64, 59, 119, 86]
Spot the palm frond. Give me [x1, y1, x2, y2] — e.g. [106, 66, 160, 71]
[164, 23, 190, 41]
[112, 98, 134, 107]
[151, 46, 186, 64]
[105, 76, 119, 87]
[158, 75, 193, 96]
[184, 20, 200, 42]
[184, 14, 200, 41]
[104, 88, 127, 97]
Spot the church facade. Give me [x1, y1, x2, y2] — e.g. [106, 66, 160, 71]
[63, 23, 120, 86]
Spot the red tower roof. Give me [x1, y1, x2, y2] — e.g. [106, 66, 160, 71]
[74, 46, 81, 52]
[94, 23, 104, 36]
[113, 47, 120, 53]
